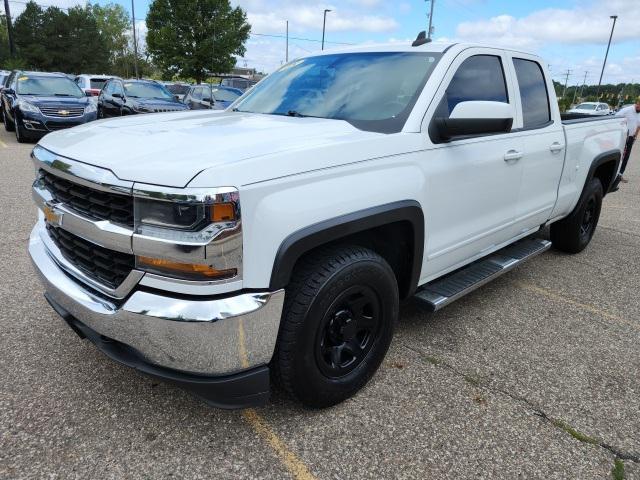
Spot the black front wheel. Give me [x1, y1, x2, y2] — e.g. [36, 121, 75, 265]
[274, 245, 398, 408]
[4, 108, 14, 132]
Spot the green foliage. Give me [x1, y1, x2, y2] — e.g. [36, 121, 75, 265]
[9, 1, 131, 74]
[146, 0, 250, 83]
[611, 459, 625, 480]
[553, 79, 640, 108]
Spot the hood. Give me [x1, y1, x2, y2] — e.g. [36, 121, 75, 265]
[22, 95, 89, 108]
[37, 110, 385, 187]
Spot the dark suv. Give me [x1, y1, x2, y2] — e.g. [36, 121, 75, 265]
[183, 85, 242, 110]
[1, 71, 97, 142]
[98, 78, 189, 117]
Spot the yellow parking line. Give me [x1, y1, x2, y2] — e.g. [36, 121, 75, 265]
[516, 281, 639, 332]
[238, 319, 318, 480]
[243, 409, 318, 480]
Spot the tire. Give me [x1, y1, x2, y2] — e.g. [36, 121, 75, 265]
[274, 245, 399, 408]
[15, 122, 28, 143]
[0, 106, 4, 124]
[4, 108, 14, 132]
[551, 178, 603, 253]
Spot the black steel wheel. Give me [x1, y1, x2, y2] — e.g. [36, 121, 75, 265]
[551, 178, 603, 253]
[274, 245, 398, 408]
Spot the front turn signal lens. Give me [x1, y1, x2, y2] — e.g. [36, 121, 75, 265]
[137, 256, 237, 281]
[211, 202, 236, 222]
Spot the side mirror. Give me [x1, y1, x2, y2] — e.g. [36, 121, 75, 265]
[4, 88, 14, 95]
[434, 101, 514, 142]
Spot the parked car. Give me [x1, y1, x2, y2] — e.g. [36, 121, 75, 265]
[97, 78, 189, 117]
[29, 42, 627, 409]
[74, 74, 113, 97]
[566, 101, 611, 116]
[1, 71, 96, 142]
[162, 81, 191, 102]
[220, 76, 256, 91]
[183, 84, 242, 110]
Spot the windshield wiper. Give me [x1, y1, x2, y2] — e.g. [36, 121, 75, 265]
[286, 110, 307, 117]
[53, 93, 75, 97]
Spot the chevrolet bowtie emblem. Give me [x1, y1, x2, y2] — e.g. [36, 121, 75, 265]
[43, 204, 63, 227]
[58, 110, 70, 116]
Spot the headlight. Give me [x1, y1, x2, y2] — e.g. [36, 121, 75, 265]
[84, 102, 97, 113]
[133, 187, 241, 280]
[17, 100, 39, 113]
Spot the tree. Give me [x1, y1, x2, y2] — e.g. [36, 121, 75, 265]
[146, 0, 250, 83]
[12, 2, 48, 68]
[91, 3, 131, 67]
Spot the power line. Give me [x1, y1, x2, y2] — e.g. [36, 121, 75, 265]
[250, 32, 355, 46]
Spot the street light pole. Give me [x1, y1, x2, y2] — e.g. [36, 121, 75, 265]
[426, 0, 435, 42]
[596, 15, 617, 100]
[286, 20, 289, 62]
[131, 0, 139, 79]
[321, 9, 331, 50]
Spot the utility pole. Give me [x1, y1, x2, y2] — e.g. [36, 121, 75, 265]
[573, 71, 588, 105]
[426, 0, 435, 41]
[131, 0, 139, 79]
[321, 9, 331, 50]
[286, 20, 288, 62]
[596, 15, 617, 100]
[561, 69, 572, 99]
[3, 0, 15, 57]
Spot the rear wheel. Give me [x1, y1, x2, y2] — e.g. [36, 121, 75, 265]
[551, 178, 603, 253]
[274, 245, 398, 408]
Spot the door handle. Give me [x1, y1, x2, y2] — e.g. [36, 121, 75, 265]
[549, 142, 564, 153]
[504, 150, 523, 162]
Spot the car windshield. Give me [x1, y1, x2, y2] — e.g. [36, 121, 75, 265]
[16, 75, 84, 97]
[233, 52, 442, 133]
[90, 78, 108, 90]
[124, 82, 174, 100]
[166, 84, 190, 95]
[576, 104, 597, 110]
[212, 87, 241, 102]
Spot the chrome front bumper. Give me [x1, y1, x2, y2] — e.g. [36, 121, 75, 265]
[29, 224, 284, 376]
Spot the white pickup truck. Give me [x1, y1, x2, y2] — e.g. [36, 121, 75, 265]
[29, 41, 627, 409]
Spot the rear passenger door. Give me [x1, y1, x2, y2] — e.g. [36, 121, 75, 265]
[508, 55, 565, 232]
[419, 49, 525, 279]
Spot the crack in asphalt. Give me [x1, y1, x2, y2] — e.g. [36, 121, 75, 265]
[402, 343, 640, 465]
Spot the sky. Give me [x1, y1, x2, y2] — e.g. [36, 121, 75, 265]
[8, 0, 640, 85]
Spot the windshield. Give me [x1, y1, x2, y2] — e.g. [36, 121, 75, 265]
[576, 104, 597, 110]
[166, 84, 190, 95]
[213, 87, 241, 102]
[16, 75, 84, 97]
[90, 78, 108, 90]
[233, 52, 442, 133]
[124, 82, 174, 100]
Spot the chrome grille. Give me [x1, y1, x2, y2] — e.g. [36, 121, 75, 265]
[46, 224, 135, 290]
[39, 106, 85, 118]
[40, 169, 134, 226]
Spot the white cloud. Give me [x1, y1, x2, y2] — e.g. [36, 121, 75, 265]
[456, 0, 640, 48]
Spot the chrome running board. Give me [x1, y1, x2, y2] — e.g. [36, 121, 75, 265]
[415, 238, 552, 312]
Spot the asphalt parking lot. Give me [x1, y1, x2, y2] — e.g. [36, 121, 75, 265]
[1, 128, 638, 480]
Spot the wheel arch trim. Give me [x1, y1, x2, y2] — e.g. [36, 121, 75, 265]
[269, 200, 425, 296]
[587, 149, 621, 195]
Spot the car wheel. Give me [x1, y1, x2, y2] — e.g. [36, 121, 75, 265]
[273, 245, 398, 408]
[551, 178, 603, 253]
[15, 121, 28, 143]
[4, 108, 14, 132]
[0, 107, 4, 124]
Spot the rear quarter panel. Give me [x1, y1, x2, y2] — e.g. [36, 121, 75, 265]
[550, 117, 627, 220]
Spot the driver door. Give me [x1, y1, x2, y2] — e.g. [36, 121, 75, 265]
[419, 49, 525, 280]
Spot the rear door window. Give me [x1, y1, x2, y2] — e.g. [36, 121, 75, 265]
[513, 58, 551, 128]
